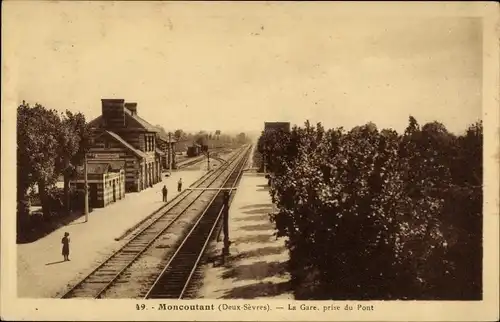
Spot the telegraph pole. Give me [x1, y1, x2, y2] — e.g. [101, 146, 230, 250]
[223, 190, 230, 253]
[84, 153, 89, 222]
[221, 190, 231, 264]
[168, 132, 173, 171]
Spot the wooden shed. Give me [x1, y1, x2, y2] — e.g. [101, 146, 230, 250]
[70, 163, 126, 209]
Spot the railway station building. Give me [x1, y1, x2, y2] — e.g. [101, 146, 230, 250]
[86, 99, 163, 193]
[71, 164, 126, 209]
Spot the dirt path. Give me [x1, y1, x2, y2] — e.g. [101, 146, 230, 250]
[195, 173, 293, 299]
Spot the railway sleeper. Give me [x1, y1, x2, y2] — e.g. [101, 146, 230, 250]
[110, 254, 137, 259]
[120, 249, 144, 253]
[84, 281, 115, 285]
[86, 275, 119, 280]
[98, 269, 123, 273]
[68, 294, 96, 298]
[62, 148, 250, 299]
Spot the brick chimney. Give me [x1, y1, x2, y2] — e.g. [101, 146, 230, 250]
[101, 99, 125, 128]
[124, 102, 138, 116]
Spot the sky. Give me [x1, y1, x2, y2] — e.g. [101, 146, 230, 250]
[4, 2, 483, 135]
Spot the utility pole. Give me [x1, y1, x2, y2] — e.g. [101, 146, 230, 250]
[223, 190, 230, 252]
[168, 132, 172, 172]
[84, 153, 89, 222]
[207, 151, 210, 171]
[221, 190, 231, 264]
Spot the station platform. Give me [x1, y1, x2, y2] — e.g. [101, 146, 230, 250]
[196, 172, 293, 299]
[17, 169, 205, 298]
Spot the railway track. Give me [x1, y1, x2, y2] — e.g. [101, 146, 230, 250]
[145, 148, 248, 299]
[114, 149, 236, 242]
[176, 155, 206, 169]
[176, 147, 232, 169]
[61, 145, 250, 299]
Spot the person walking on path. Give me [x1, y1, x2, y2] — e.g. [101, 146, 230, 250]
[61, 232, 70, 261]
[162, 185, 168, 202]
[177, 178, 183, 192]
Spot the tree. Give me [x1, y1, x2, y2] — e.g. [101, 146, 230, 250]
[57, 111, 91, 213]
[454, 121, 482, 186]
[174, 129, 185, 141]
[17, 102, 61, 221]
[261, 117, 482, 300]
[17, 101, 91, 235]
[219, 133, 232, 143]
[155, 124, 168, 137]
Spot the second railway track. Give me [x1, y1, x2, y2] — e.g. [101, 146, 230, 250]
[61, 145, 251, 299]
[145, 148, 248, 299]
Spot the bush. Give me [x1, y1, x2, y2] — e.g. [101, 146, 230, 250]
[260, 118, 482, 300]
[46, 186, 65, 214]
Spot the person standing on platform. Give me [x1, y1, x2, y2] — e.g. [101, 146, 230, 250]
[62, 232, 70, 261]
[177, 178, 183, 192]
[162, 185, 168, 202]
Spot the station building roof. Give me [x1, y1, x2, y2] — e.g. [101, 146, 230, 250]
[123, 107, 159, 133]
[88, 100, 160, 134]
[104, 130, 148, 159]
[75, 162, 124, 176]
[90, 130, 147, 160]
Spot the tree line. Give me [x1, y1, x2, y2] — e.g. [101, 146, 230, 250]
[256, 117, 482, 300]
[154, 126, 251, 147]
[17, 101, 91, 235]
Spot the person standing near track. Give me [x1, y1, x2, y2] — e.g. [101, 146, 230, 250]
[162, 185, 168, 202]
[177, 178, 183, 192]
[61, 232, 70, 261]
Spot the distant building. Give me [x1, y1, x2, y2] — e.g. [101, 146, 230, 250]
[264, 122, 291, 133]
[156, 131, 177, 170]
[86, 99, 163, 193]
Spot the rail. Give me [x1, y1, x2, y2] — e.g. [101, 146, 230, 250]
[179, 152, 246, 298]
[114, 149, 238, 241]
[144, 146, 250, 299]
[60, 145, 249, 299]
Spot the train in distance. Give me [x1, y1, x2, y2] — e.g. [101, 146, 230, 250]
[187, 143, 208, 157]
